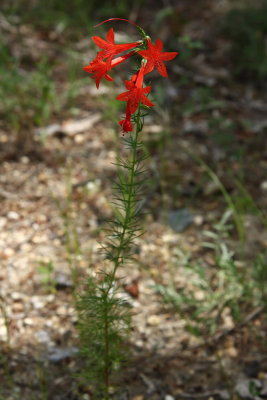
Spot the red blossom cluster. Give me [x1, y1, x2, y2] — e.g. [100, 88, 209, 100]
[84, 25, 178, 133]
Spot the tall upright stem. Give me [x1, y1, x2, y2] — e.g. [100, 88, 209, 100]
[104, 294, 109, 400]
[109, 106, 142, 286]
[103, 106, 143, 396]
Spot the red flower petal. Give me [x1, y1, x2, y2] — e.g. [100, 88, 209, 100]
[144, 61, 154, 75]
[140, 93, 154, 108]
[105, 73, 113, 82]
[106, 27, 114, 43]
[161, 51, 178, 61]
[92, 36, 107, 49]
[155, 60, 168, 77]
[128, 96, 140, 113]
[155, 38, 163, 52]
[116, 91, 131, 101]
[138, 50, 151, 60]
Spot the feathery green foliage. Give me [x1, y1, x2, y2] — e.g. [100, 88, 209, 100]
[76, 106, 147, 398]
[77, 273, 131, 398]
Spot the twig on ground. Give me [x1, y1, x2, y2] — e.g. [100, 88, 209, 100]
[176, 390, 222, 399]
[204, 305, 264, 345]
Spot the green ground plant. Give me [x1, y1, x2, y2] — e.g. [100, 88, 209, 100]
[3, 0, 146, 33]
[232, 178, 267, 228]
[155, 209, 266, 337]
[0, 38, 87, 150]
[182, 86, 224, 116]
[220, 0, 267, 79]
[179, 35, 204, 64]
[37, 260, 56, 294]
[190, 152, 246, 246]
[155, 147, 266, 338]
[52, 165, 82, 285]
[0, 50, 57, 130]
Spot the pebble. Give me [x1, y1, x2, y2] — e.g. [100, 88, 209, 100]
[194, 290, 205, 301]
[134, 339, 144, 349]
[31, 296, 46, 309]
[4, 248, 15, 257]
[165, 395, 175, 400]
[53, 238, 61, 246]
[147, 315, 161, 326]
[0, 217, 7, 228]
[45, 315, 59, 328]
[55, 273, 73, 290]
[0, 134, 8, 143]
[0, 325, 8, 340]
[12, 302, 24, 312]
[226, 346, 238, 358]
[37, 214, 47, 223]
[56, 305, 68, 316]
[24, 318, 34, 326]
[194, 215, 204, 226]
[32, 233, 48, 244]
[46, 294, 55, 302]
[11, 292, 23, 301]
[183, 119, 208, 134]
[20, 156, 29, 164]
[7, 211, 20, 220]
[74, 134, 84, 143]
[223, 315, 234, 329]
[168, 209, 194, 233]
[47, 346, 78, 363]
[35, 329, 51, 344]
[20, 243, 32, 252]
[162, 233, 176, 243]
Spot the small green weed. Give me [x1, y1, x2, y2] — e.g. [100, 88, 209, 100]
[189, 152, 246, 246]
[0, 40, 89, 153]
[208, 116, 237, 149]
[37, 360, 49, 400]
[232, 178, 267, 228]
[155, 210, 267, 337]
[52, 165, 82, 283]
[37, 260, 56, 293]
[179, 35, 204, 64]
[0, 52, 57, 131]
[182, 86, 224, 116]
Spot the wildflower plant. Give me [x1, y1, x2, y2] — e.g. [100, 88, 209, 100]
[77, 18, 177, 398]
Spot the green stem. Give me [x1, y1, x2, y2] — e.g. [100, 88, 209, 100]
[104, 295, 109, 400]
[109, 105, 142, 286]
[103, 105, 143, 395]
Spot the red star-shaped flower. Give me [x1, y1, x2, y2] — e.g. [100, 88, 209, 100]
[92, 28, 140, 70]
[138, 38, 178, 77]
[116, 64, 154, 114]
[84, 52, 134, 88]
